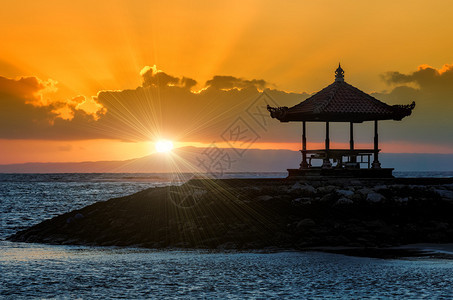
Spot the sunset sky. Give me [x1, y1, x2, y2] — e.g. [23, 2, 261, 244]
[1, 0, 453, 164]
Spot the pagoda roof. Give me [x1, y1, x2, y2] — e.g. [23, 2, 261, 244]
[268, 65, 415, 123]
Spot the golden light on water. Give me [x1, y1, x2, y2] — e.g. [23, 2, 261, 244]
[155, 140, 174, 153]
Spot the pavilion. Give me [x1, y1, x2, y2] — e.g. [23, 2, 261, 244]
[267, 64, 415, 178]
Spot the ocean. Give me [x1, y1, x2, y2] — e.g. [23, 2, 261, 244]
[1, 172, 453, 298]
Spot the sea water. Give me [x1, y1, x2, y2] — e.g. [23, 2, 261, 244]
[1, 173, 453, 298]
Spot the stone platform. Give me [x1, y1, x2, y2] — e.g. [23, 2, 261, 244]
[287, 168, 394, 178]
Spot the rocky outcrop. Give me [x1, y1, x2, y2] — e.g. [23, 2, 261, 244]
[8, 178, 453, 250]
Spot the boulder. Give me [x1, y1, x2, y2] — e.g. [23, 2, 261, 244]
[290, 182, 316, 194]
[395, 197, 409, 203]
[356, 188, 374, 196]
[256, 195, 273, 201]
[292, 197, 312, 205]
[316, 185, 337, 194]
[337, 189, 355, 198]
[374, 185, 388, 191]
[366, 192, 385, 203]
[335, 197, 354, 205]
[434, 189, 453, 200]
[296, 218, 316, 229]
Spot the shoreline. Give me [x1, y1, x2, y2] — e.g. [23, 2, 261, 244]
[4, 239, 453, 260]
[307, 244, 453, 259]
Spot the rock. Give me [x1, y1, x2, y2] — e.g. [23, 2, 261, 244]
[296, 218, 316, 229]
[257, 195, 273, 201]
[320, 193, 335, 202]
[366, 192, 385, 203]
[350, 180, 363, 186]
[290, 182, 304, 191]
[292, 197, 311, 205]
[74, 213, 84, 220]
[290, 182, 316, 194]
[374, 185, 388, 191]
[302, 186, 316, 194]
[356, 188, 373, 196]
[435, 222, 449, 231]
[216, 242, 238, 250]
[335, 197, 353, 205]
[395, 197, 409, 203]
[278, 186, 290, 193]
[363, 220, 386, 228]
[350, 193, 363, 202]
[292, 197, 302, 203]
[337, 189, 354, 198]
[443, 183, 453, 190]
[316, 185, 337, 194]
[308, 181, 322, 188]
[434, 189, 453, 200]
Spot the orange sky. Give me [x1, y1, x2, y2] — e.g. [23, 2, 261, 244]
[1, 0, 453, 163]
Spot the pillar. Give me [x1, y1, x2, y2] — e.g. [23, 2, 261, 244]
[325, 121, 330, 150]
[372, 120, 381, 168]
[322, 121, 332, 169]
[350, 122, 356, 164]
[300, 121, 309, 169]
[349, 122, 354, 150]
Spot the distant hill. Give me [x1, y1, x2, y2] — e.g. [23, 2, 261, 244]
[0, 146, 452, 173]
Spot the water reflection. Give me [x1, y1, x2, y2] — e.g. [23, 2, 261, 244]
[2, 241, 453, 298]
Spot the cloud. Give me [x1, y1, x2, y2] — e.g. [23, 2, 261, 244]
[94, 72, 302, 142]
[0, 75, 102, 139]
[374, 63, 453, 147]
[0, 69, 304, 142]
[0, 76, 49, 103]
[141, 65, 197, 89]
[378, 63, 453, 109]
[2, 63, 452, 151]
[0, 76, 56, 138]
[140, 65, 269, 91]
[382, 63, 453, 92]
[205, 75, 268, 90]
[79, 66, 303, 142]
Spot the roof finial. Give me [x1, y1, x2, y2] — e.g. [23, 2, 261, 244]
[335, 63, 344, 82]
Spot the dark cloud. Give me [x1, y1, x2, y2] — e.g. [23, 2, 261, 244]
[94, 80, 303, 142]
[92, 67, 300, 142]
[2, 63, 452, 150]
[382, 64, 453, 92]
[0, 76, 45, 102]
[0, 76, 101, 140]
[0, 70, 304, 142]
[374, 63, 453, 147]
[206, 75, 268, 90]
[181, 77, 197, 89]
[143, 69, 179, 87]
[141, 66, 197, 89]
[0, 76, 56, 139]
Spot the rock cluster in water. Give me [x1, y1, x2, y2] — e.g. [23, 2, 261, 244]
[8, 178, 453, 250]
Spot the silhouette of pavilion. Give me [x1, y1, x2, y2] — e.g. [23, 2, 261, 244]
[268, 64, 415, 178]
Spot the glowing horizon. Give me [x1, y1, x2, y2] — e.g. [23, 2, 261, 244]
[1, 139, 452, 165]
[1, 1, 453, 164]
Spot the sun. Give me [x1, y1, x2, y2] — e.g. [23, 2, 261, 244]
[155, 140, 174, 153]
